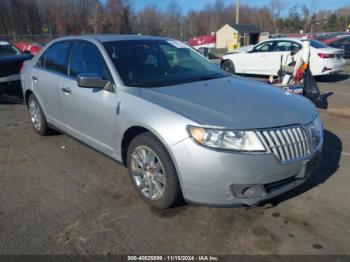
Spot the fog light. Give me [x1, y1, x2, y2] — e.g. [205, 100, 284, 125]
[231, 184, 267, 199]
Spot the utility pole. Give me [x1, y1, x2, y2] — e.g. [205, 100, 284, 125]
[236, 0, 240, 24]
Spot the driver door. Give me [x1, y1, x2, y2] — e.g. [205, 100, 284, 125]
[238, 41, 274, 75]
[60, 41, 117, 156]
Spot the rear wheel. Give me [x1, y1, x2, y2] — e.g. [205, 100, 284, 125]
[221, 60, 235, 73]
[27, 94, 50, 136]
[127, 132, 183, 209]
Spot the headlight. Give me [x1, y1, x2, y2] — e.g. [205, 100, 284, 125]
[187, 126, 266, 152]
[310, 114, 323, 148]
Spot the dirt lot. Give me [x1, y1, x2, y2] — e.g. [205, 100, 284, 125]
[0, 63, 350, 255]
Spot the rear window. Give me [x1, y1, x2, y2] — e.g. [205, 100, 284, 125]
[305, 40, 329, 49]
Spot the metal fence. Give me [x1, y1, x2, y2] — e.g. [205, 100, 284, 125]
[0, 34, 63, 44]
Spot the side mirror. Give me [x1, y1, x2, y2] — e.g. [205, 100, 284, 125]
[77, 73, 108, 89]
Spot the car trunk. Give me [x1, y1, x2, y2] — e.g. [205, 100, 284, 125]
[316, 47, 344, 61]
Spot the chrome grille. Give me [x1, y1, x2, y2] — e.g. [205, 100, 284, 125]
[257, 126, 311, 163]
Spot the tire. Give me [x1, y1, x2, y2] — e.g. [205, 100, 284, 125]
[221, 59, 235, 73]
[27, 94, 50, 136]
[127, 132, 183, 209]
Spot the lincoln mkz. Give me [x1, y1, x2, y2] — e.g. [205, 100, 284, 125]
[21, 35, 323, 209]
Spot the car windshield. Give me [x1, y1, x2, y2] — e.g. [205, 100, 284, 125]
[304, 39, 329, 49]
[0, 41, 21, 57]
[103, 39, 226, 87]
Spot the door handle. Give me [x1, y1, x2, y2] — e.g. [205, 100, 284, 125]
[61, 87, 72, 94]
[32, 75, 39, 81]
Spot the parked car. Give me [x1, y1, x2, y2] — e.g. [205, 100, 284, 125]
[0, 40, 33, 96]
[323, 35, 350, 59]
[221, 38, 345, 76]
[13, 41, 43, 55]
[21, 35, 323, 209]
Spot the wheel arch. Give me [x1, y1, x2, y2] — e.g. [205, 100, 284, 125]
[121, 124, 178, 166]
[120, 125, 185, 190]
[24, 89, 33, 107]
[121, 126, 151, 166]
[221, 58, 236, 72]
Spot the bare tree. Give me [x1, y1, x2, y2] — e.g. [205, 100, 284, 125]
[269, 0, 287, 33]
[105, 0, 131, 34]
[136, 4, 163, 36]
[87, 0, 105, 34]
[163, 1, 182, 39]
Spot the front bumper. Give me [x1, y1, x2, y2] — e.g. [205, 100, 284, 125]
[171, 138, 322, 206]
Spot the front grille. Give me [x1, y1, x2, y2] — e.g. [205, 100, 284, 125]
[257, 126, 311, 163]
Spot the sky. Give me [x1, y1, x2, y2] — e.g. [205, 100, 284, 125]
[127, 0, 350, 13]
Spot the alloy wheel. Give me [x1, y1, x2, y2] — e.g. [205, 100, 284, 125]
[130, 145, 166, 200]
[29, 99, 42, 131]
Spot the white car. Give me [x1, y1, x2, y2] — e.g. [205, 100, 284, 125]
[221, 38, 345, 76]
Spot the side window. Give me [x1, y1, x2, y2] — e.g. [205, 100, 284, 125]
[273, 41, 302, 53]
[290, 42, 302, 54]
[273, 41, 292, 52]
[36, 52, 46, 68]
[253, 42, 273, 52]
[69, 41, 110, 80]
[42, 42, 71, 74]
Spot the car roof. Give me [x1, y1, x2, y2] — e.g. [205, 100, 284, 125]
[323, 34, 350, 44]
[267, 37, 306, 42]
[54, 34, 170, 43]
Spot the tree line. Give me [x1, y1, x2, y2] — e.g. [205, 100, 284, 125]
[0, 0, 349, 41]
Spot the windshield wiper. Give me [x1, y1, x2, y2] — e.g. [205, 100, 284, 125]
[128, 75, 226, 88]
[196, 75, 225, 81]
[178, 75, 226, 84]
[128, 82, 167, 87]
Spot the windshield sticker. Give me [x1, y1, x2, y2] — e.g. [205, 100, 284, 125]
[167, 40, 189, 49]
[0, 41, 10, 46]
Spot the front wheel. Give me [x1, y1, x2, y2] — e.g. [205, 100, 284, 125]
[127, 132, 183, 209]
[221, 59, 235, 73]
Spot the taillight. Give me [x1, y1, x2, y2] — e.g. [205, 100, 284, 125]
[318, 53, 333, 58]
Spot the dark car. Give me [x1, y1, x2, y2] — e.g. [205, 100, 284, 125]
[325, 36, 350, 59]
[0, 40, 33, 98]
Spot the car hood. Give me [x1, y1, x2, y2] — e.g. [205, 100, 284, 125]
[0, 53, 33, 65]
[224, 45, 253, 55]
[139, 76, 316, 129]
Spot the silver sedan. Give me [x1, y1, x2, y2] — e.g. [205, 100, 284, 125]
[21, 35, 323, 209]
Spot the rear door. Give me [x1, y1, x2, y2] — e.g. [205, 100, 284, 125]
[60, 40, 117, 156]
[269, 40, 302, 75]
[32, 41, 71, 127]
